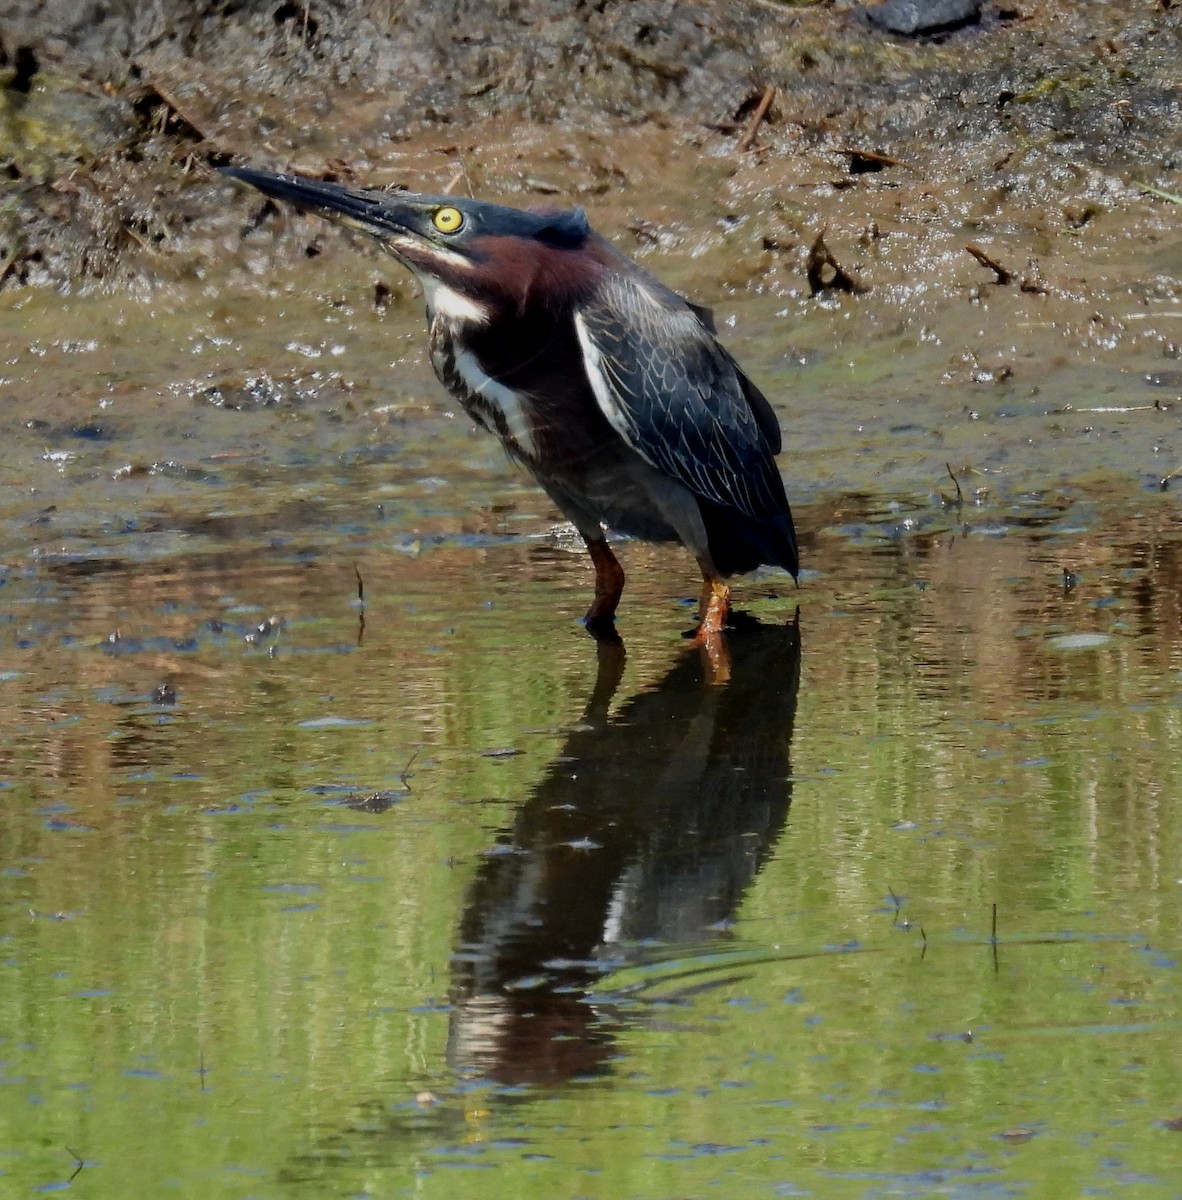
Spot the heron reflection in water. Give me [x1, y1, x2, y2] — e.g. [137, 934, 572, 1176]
[448, 619, 801, 1086]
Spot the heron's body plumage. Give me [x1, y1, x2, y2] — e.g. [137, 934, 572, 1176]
[221, 166, 799, 637]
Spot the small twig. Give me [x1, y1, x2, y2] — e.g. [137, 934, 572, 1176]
[807, 231, 868, 295]
[458, 158, 475, 197]
[838, 147, 909, 172]
[443, 157, 475, 198]
[399, 747, 421, 790]
[991, 902, 1000, 975]
[353, 563, 366, 645]
[945, 462, 963, 506]
[919, 925, 928, 960]
[738, 85, 777, 152]
[128, 73, 211, 143]
[1062, 401, 1167, 414]
[886, 886, 911, 930]
[965, 244, 1013, 285]
[1136, 181, 1182, 205]
[65, 1147, 86, 1182]
[120, 223, 154, 253]
[625, 221, 661, 245]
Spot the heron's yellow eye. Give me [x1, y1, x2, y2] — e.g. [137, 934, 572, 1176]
[432, 206, 464, 234]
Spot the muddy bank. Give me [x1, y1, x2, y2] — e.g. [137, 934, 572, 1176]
[0, 0, 1178, 298]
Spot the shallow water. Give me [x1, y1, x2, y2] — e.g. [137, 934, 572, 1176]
[1, 266, 1181, 1198]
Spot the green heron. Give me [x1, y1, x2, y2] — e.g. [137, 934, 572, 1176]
[221, 167, 798, 640]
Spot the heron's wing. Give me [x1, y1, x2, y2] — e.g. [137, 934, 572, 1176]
[573, 273, 786, 520]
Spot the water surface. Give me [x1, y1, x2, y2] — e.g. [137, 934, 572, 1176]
[1, 272, 1181, 1198]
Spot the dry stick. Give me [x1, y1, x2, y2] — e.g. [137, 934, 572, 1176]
[443, 158, 475, 198]
[442, 166, 465, 195]
[136, 74, 210, 142]
[738, 85, 777, 152]
[121, 223, 153, 253]
[354, 564, 366, 646]
[965, 244, 1013, 285]
[399, 747, 421, 790]
[991, 902, 1000, 975]
[945, 462, 963, 506]
[807, 231, 868, 295]
[456, 158, 475, 198]
[887, 886, 913, 931]
[65, 1147, 85, 1182]
[1066, 401, 1167, 414]
[1137, 181, 1182, 205]
[838, 147, 909, 170]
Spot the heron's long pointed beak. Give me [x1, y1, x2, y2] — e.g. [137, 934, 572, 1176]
[220, 165, 411, 237]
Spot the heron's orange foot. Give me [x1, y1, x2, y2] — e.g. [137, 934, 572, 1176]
[695, 627, 732, 684]
[691, 576, 731, 641]
[688, 576, 732, 682]
[691, 608, 729, 641]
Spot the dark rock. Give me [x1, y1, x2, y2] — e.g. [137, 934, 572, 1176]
[865, 0, 983, 36]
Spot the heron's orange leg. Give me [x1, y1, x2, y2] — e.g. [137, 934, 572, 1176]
[694, 571, 731, 639]
[583, 538, 625, 632]
[691, 566, 732, 683]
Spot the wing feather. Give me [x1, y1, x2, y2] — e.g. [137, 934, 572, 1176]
[574, 274, 788, 522]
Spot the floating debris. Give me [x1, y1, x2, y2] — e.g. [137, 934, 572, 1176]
[1047, 632, 1111, 651]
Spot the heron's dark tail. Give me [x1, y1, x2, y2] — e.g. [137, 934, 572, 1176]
[700, 499, 799, 580]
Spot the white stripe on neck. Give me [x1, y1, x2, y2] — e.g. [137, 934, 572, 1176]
[421, 277, 491, 325]
[451, 346, 539, 461]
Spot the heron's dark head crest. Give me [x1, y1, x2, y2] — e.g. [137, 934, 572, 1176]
[525, 206, 590, 248]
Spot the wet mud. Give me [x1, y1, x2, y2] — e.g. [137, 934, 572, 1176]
[1, 0, 1179, 300]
